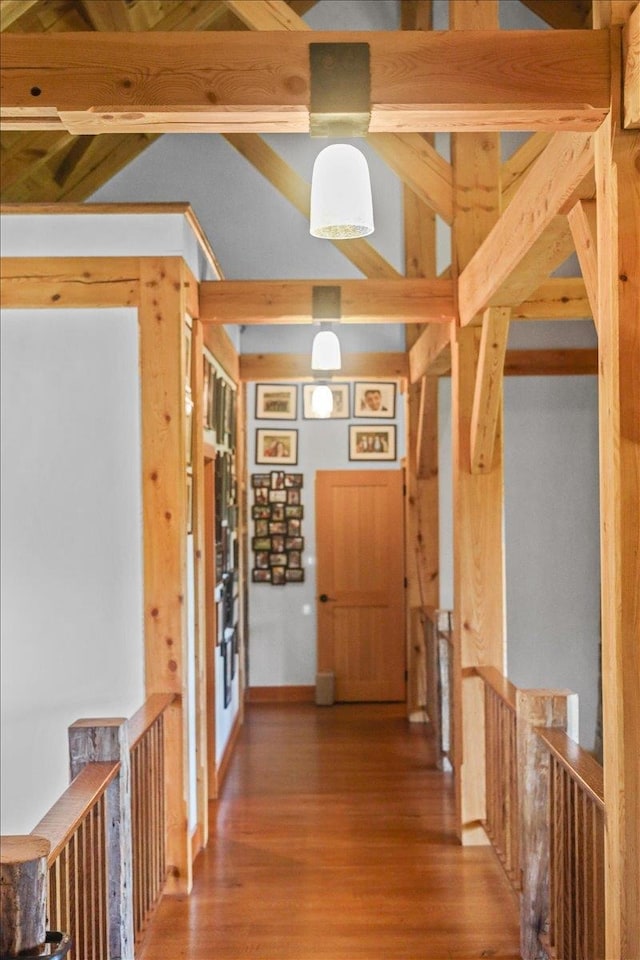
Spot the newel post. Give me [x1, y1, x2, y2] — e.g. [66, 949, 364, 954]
[516, 689, 578, 960]
[68, 718, 134, 960]
[0, 835, 50, 957]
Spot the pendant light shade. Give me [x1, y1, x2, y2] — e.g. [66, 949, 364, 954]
[310, 144, 374, 240]
[310, 384, 334, 418]
[311, 327, 342, 371]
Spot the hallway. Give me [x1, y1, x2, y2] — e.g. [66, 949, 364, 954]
[139, 704, 521, 959]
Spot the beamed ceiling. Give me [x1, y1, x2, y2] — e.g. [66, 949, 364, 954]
[0, 0, 593, 205]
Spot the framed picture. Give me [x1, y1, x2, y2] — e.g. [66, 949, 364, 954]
[256, 428, 298, 465]
[302, 383, 350, 419]
[349, 425, 397, 461]
[353, 381, 396, 419]
[255, 384, 297, 420]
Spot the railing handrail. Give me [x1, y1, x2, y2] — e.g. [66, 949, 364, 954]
[128, 692, 176, 750]
[31, 760, 120, 864]
[536, 726, 604, 810]
[476, 664, 517, 712]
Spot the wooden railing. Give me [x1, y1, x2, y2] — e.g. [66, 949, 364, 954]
[477, 666, 520, 890]
[476, 666, 605, 959]
[1, 694, 176, 959]
[537, 728, 605, 960]
[128, 693, 173, 943]
[423, 607, 454, 770]
[32, 762, 120, 960]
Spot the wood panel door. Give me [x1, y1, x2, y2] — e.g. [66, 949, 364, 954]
[316, 470, 406, 702]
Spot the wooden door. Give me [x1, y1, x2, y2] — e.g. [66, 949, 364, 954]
[316, 470, 406, 702]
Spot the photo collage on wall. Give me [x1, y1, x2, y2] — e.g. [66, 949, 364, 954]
[251, 471, 304, 585]
[254, 381, 398, 465]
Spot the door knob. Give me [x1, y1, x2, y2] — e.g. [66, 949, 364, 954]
[319, 593, 336, 603]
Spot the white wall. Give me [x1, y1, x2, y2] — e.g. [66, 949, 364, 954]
[438, 366, 600, 751]
[1, 308, 145, 834]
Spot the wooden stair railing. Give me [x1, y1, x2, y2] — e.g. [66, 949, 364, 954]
[476, 665, 580, 960]
[536, 728, 605, 960]
[33, 762, 120, 960]
[128, 693, 174, 944]
[0, 694, 176, 959]
[477, 665, 520, 889]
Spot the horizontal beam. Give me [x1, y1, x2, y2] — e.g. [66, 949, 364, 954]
[0, 257, 140, 308]
[199, 279, 455, 325]
[0, 30, 610, 133]
[511, 278, 591, 320]
[458, 132, 594, 325]
[503, 348, 597, 376]
[239, 352, 408, 381]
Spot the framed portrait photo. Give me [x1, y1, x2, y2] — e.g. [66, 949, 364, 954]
[302, 383, 350, 419]
[256, 428, 298, 465]
[255, 383, 297, 420]
[349, 425, 397, 462]
[353, 381, 396, 419]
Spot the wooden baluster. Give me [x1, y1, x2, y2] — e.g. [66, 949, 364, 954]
[68, 718, 134, 959]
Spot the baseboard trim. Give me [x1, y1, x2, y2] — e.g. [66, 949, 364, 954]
[217, 708, 243, 791]
[245, 685, 315, 703]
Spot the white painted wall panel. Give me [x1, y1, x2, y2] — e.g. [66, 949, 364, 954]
[1, 308, 144, 833]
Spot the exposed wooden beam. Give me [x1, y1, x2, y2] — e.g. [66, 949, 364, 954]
[458, 132, 594, 326]
[222, 0, 455, 225]
[199, 279, 454, 325]
[0, 0, 38, 31]
[413, 347, 599, 378]
[80, 0, 133, 31]
[0, 31, 610, 133]
[239, 352, 408, 381]
[415, 375, 438, 480]
[409, 323, 452, 382]
[491, 214, 578, 316]
[223, 0, 312, 30]
[369, 133, 453, 224]
[223, 133, 400, 279]
[512, 277, 591, 320]
[623, 2, 640, 128]
[567, 200, 599, 324]
[519, 0, 592, 29]
[597, 109, 640, 951]
[0, 257, 140, 308]
[503, 348, 597, 376]
[470, 307, 511, 474]
[0, 131, 75, 194]
[501, 132, 553, 207]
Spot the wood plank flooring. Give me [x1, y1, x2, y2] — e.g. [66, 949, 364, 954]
[139, 704, 521, 959]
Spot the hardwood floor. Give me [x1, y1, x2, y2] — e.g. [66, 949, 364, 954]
[139, 704, 521, 959]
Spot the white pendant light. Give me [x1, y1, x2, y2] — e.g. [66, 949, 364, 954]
[310, 384, 334, 419]
[311, 325, 342, 371]
[310, 144, 374, 240]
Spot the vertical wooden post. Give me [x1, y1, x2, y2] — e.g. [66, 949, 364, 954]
[451, 0, 505, 844]
[516, 689, 579, 960]
[0, 836, 50, 957]
[139, 257, 192, 895]
[402, 0, 440, 717]
[190, 312, 209, 854]
[68, 718, 134, 960]
[594, 30, 640, 956]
